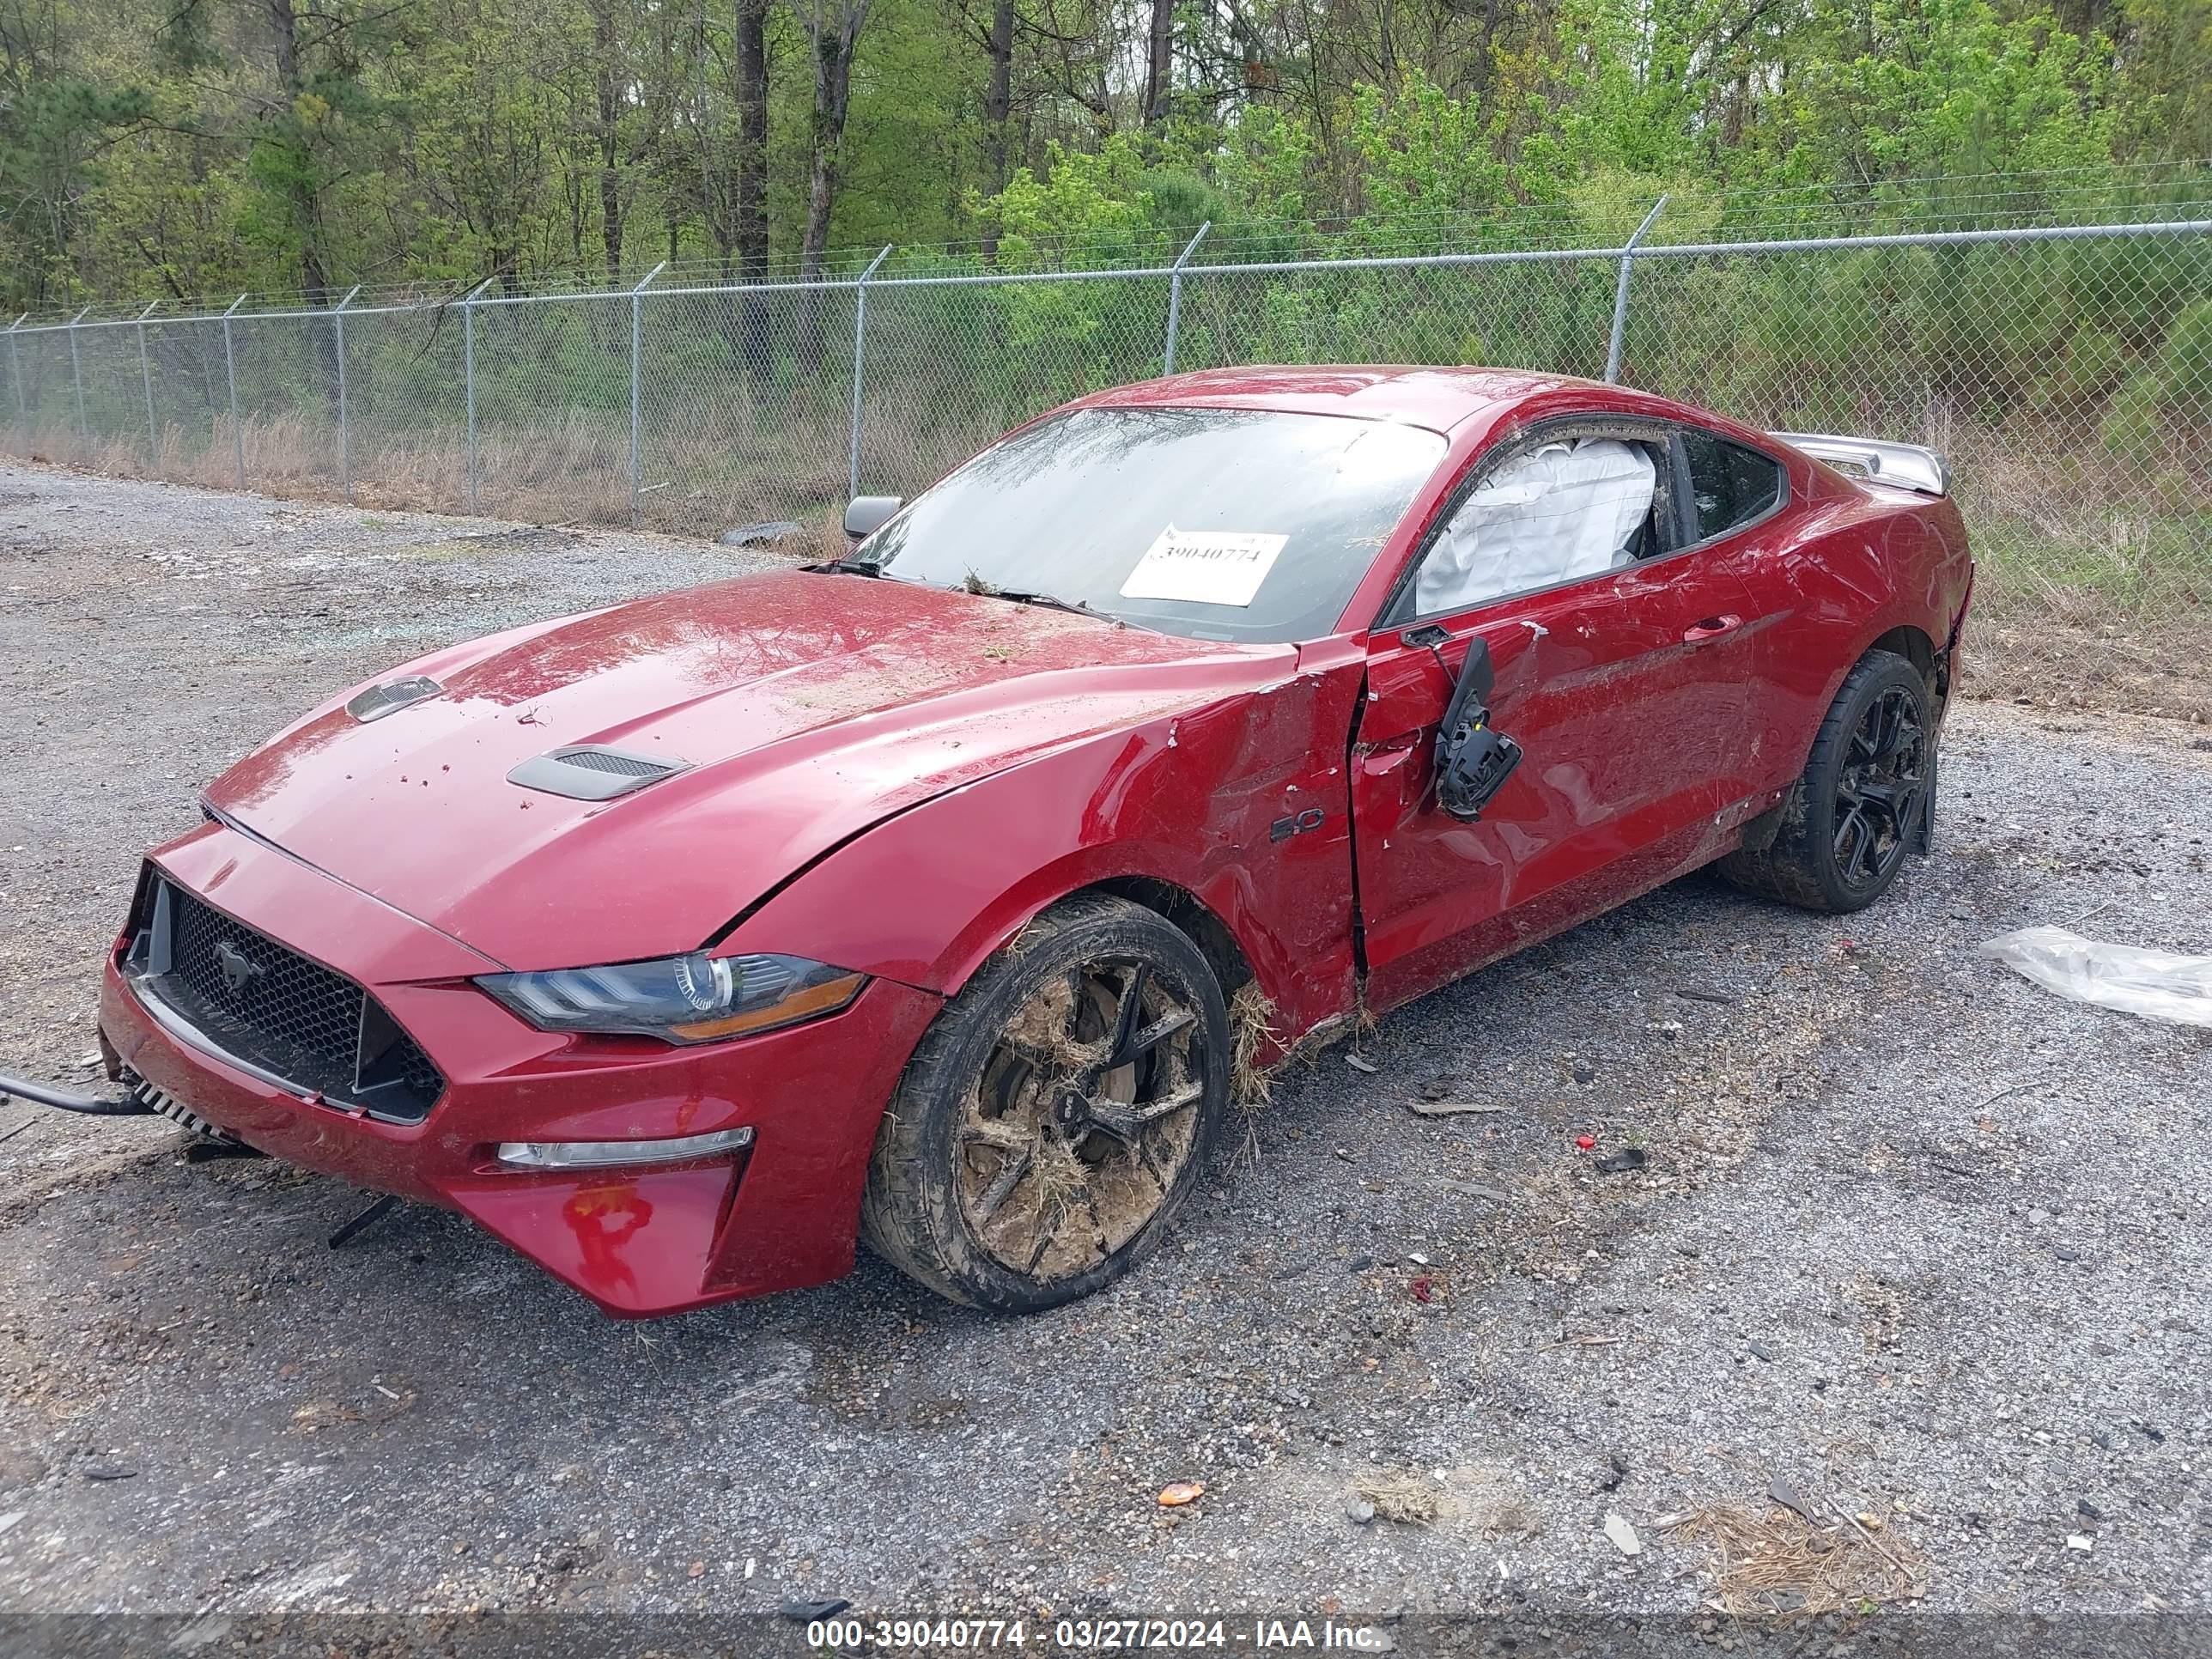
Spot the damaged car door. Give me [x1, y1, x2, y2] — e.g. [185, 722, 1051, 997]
[1350, 418, 1764, 1013]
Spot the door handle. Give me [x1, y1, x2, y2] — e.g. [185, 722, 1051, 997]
[1681, 613, 1742, 646]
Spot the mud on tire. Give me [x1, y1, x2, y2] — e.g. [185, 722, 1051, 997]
[859, 893, 1231, 1312]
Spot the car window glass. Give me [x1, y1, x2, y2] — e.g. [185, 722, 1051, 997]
[1680, 430, 1784, 541]
[1408, 437, 1657, 617]
[854, 407, 1447, 644]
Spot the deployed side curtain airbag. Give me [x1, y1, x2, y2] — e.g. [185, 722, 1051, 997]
[1413, 439, 1658, 616]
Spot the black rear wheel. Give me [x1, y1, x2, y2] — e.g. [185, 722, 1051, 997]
[1720, 649, 1931, 913]
[1833, 681, 1928, 890]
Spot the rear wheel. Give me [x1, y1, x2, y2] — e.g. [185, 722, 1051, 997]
[860, 894, 1229, 1311]
[1721, 649, 1931, 914]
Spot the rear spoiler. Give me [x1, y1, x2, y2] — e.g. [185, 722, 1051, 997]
[1772, 432, 1950, 497]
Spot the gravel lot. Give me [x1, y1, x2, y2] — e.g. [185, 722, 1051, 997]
[1, 463, 2208, 1637]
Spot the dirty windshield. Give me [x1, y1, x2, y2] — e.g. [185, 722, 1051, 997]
[852, 406, 1448, 643]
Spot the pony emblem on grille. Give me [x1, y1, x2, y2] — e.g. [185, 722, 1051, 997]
[214, 939, 264, 996]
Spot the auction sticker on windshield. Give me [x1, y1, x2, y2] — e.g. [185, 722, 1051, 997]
[1119, 526, 1288, 607]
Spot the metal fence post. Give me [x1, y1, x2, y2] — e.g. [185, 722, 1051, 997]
[460, 277, 492, 514]
[331, 284, 361, 501]
[848, 246, 894, 502]
[5, 315, 26, 427]
[134, 302, 161, 465]
[1604, 197, 1668, 385]
[221, 294, 247, 489]
[66, 306, 91, 444]
[629, 262, 667, 526]
[1163, 221, 1212, 376]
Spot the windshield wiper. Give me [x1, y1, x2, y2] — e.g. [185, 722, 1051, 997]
[807, 557, 884, 578]
[989, 588, 1109, 621]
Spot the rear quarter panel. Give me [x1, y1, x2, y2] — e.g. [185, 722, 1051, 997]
[1742, 470, 1972, 796]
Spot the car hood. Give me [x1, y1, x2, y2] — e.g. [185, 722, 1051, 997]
[206, 569, 1292, 971]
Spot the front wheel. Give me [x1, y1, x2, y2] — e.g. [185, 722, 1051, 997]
[1721, 649, 1932, 914]
[859, 894, 1230, 1312]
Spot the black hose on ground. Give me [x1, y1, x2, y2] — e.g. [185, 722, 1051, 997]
[0, 1072, 149, 1115]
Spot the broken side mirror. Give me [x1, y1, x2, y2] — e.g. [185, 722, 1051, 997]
[1433, 635, 1523, 822]
[843, 495, 902, 541]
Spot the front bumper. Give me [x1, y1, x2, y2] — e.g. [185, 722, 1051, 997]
[94, 820, 943, 1316]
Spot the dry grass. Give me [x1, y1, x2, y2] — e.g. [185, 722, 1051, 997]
[1668, 1500, 1925, 1620]
[0, 399, 854, 535]
[1002, 976, 1103, 1075]
[1352, 1468, 1442, 1525]
[1223, 982, 1284, 1170]
[1963, 613, 2212, 723]
[805, 504, 850, 561]
[1030, 1135, 1092, 1231]
[4, 409, 2208, 720]
[1228, 982, 1280, 1109]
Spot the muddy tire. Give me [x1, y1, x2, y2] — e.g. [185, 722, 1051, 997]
[859, 893, 1231, 1312]
[1719, 649, 1932, 914]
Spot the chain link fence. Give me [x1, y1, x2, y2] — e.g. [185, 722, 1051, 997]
[3, 198, 2209, 716]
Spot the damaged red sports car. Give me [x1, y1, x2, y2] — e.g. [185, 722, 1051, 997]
[6, 368, 1972, 1316]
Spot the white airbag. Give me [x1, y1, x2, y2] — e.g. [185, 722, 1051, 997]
[1414, 439, 1657, 615]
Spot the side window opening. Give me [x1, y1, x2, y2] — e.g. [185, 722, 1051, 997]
[1679, 430, 1785, 542]
[1407, 434, 1670, 619]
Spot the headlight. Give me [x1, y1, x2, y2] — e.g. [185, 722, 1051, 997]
[477, 952, 865, 1043]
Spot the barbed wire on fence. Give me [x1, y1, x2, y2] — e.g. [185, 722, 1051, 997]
[3, 190, 2208, 715]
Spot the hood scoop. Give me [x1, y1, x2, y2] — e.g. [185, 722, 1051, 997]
[507, 744, 690, 801]
[347, 676, 442, 723]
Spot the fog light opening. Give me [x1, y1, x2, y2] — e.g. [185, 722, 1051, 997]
[495, 1126, 755, 1170]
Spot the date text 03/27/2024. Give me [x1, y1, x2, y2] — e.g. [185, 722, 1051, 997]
[804, 1618, 1397, 1650]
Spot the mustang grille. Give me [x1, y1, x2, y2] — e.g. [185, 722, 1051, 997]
[125, 875, 445, 1123]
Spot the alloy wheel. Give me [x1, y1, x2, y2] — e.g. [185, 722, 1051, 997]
[1833, 684, 1926, 890]
[957, 958, 1206, 1282]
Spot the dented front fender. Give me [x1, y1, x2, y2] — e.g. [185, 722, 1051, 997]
[717, 660, 1371, 1052]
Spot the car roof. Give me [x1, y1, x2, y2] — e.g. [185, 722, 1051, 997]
[1072, 366, 1605, 434]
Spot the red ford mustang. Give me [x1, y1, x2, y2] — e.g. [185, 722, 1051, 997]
[8, 368, 1972, 1316]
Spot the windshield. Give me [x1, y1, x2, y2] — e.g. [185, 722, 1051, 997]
[852, 406, 1448, 643]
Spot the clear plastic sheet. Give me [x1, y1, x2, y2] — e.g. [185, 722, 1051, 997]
[1978, 927, 2212, 1028]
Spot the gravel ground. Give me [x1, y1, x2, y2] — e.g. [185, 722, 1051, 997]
[0, 463, 2208, 1635]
